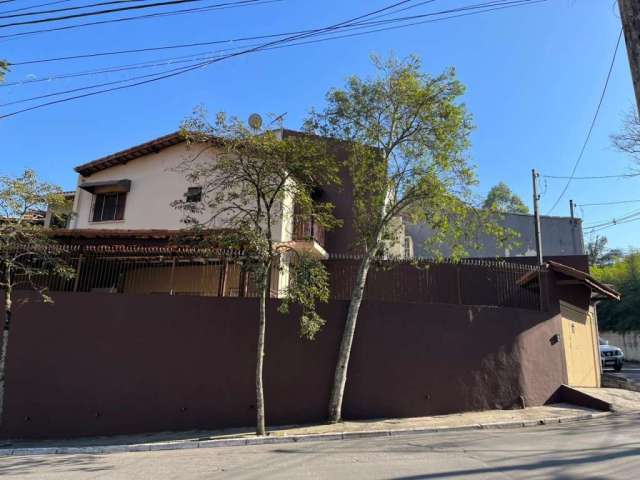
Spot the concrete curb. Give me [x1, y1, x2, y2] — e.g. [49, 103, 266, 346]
[0, 411, 612, 457]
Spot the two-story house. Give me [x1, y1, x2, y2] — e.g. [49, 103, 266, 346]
[53, 129, 374, 296]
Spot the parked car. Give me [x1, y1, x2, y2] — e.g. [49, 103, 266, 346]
[599, 339, 624, 371]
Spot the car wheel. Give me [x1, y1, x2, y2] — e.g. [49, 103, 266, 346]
[614, 363, 623, 372]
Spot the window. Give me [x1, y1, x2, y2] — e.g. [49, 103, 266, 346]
[92, 192, 126, 222]
[185, 186, 202, 203]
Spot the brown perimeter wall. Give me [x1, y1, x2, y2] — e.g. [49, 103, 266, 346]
[0, 294, 566, 439]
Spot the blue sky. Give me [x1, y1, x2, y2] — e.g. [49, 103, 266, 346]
[0, 0, 637, 250]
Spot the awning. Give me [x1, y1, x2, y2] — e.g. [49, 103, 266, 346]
[517, 260, 620, 301]
[78, 179, 131, 194]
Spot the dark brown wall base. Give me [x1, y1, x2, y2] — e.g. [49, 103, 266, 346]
[0, 294, 566, 439]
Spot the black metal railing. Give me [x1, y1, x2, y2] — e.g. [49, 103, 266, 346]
[292, 216, 325, 247]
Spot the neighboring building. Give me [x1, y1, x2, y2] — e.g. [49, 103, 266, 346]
[405, 212, 584, 259]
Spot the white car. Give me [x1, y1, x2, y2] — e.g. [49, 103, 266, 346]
[600, 339, 624, 371]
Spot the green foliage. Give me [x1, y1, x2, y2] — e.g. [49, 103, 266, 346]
[305, 54, 511, 258]
[592, 252, 640, 332]
[174, 108, 340, 330]
[482, 182, 529, 214]
[278, 253, 331, 340]
[0, 170, 74, 302]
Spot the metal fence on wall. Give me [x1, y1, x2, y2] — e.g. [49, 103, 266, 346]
[325, 255, 547, 311]
[5, 246, 548, 310]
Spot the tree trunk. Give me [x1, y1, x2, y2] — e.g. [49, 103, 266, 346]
[255, 263, 269, 436]
[0, 280, 11, 429]
[328, 254, 372, 423]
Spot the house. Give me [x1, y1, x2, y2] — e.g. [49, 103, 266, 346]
[52, 130, 367, 296]
[2, 130, 620, 439]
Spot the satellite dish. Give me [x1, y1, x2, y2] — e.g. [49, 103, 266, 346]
[248, 113, 263, 131]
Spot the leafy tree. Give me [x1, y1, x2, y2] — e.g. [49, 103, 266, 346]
[0, 170, 74, 427]
[586, 235, 624, 267]
[592, 252, 640, 332]
[306, 54, 509, 423]
[173, 111, 340, 435]
[482, 182, 529, 214]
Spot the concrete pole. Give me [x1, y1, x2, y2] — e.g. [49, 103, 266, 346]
[619, 0, 640, 112]
[532, 169, 543, 265]
[569, 200, 578, 255]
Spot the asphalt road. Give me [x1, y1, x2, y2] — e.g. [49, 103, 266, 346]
[1, 413, 639, 479]
[606, 361, 640, 384]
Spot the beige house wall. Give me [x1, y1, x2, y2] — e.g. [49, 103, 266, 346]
[560, 301, 601, 387]
[71, 142, 294, 243]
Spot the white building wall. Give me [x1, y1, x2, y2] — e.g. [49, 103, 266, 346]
[71, 142, 293, 242]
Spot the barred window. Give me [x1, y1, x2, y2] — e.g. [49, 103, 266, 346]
[92, 192, 126, 222]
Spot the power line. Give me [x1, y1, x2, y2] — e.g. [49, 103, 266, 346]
[577, 199, 640, 207]
[0, 0, 545, 117]
[543, 172, 640, 180]
[0, 0, 544, 113]
[8, 0, 514, 66]
[2, 0, 542, 96]
[4, 0, 538, 78]
[0, 1, 75, 15]
[584, 207, 640, 229]
[586, 215, 640, 233]
[0, 0, 279, 38]
[0, 0, 422, 117]
[0, 0, 529, 41]
[0, 0, 249, 28]
[0, 0, 153, 19]
[546, 28, 623, 214]
[4, 0, 534, 80]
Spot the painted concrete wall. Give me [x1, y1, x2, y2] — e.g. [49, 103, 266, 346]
[600, 331, 640, 362]
[0, 294, 566, 439]
[560, 301, 601, 388]
[71, 143, 294, 243]
[406, 213, 584, 258]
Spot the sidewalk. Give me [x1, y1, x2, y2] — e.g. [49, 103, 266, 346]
[575, 386, 640, 412]
[0, 402, 611, 456]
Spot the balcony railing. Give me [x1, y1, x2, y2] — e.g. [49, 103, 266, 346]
[292, 216, 325, 247]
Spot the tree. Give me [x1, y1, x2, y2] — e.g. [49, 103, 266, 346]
[592, 252, 640, 332]
[586, 235, 624, 266]
[306, 54, 508, 423]
[482, 182, 529, 214]
[0, 61, 7, 83]
[173, 111, 340, 435]
[587, 235, 608, 266]
[611, 110, 640, 169]
[0, 170, 73, 427]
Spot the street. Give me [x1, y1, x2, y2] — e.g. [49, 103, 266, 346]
[1, 413, 639, 479]
[607, 362, 640, 384]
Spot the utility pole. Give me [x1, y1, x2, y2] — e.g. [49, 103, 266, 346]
[532, 169, 543, 265]
[569, 199, 575, 222]
[619, 0, 640, 112]
[569, 199, 578, 255]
